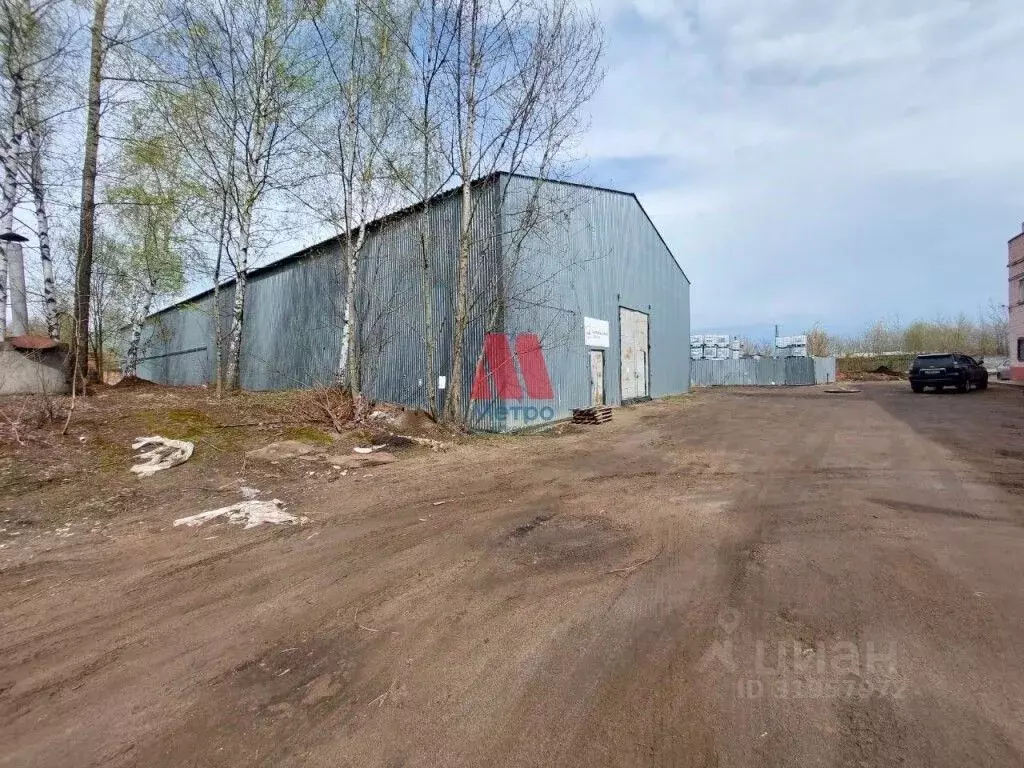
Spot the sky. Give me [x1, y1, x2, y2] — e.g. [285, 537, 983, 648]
[10, 0, 1021, 344]
[576, 0, 1024, 340]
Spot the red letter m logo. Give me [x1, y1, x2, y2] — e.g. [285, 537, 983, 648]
[471, 333, 554, 400]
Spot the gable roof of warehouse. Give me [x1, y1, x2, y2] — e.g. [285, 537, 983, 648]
[147, 172, 689, 321]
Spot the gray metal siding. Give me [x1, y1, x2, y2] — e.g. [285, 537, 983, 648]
[690, 357, 835, 387]
[137, 293, 218, 386]
[813, 356, 837, 384]
[137, 175, 688, 432]
[240, 244, 343, 390]
[355, 180, 501, 411]
[136, 182, 503, 403]
[476, 174, 690, 430]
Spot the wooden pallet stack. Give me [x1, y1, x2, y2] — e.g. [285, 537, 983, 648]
[572, 406, 613, 425]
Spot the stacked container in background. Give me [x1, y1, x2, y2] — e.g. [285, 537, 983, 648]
[691, 334, 744, 360]
[775, 335, 808, 357]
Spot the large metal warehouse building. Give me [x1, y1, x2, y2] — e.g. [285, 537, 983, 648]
[138, 173, 691, 431]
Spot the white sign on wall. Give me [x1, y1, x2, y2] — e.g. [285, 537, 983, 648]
[584, 317, 610, 348]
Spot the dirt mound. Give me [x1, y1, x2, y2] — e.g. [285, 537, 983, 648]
[871, 365, 903, 377]
[838, 366, 906, 382]
[114, 374, 157, 389]
[368, 405, 447, 438]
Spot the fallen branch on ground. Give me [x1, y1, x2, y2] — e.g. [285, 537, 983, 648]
[0, 399, 28, 445]
[353, 608, 381, 633]
[368, 678, 398, 709]
[214, 419, 305, 429]
[606, 544, 665, 575]
[391, 434, 449, 451]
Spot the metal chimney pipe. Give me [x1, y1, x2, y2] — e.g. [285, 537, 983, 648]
[1, 231, 29, 336]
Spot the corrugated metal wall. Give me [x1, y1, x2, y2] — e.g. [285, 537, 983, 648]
[137, 292, 220, 386]
[690, 357, 836, 387]
[239, 246, 343, 390]
[356, 180, 501, 412]
[136, 174, 690, 431]
[813, 356, 837, 384]
[471, 175, 691, 430]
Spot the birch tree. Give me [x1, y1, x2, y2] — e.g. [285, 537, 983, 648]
[389, 0, 456, 417]
[434, 0, 603, 424]
[23, 85, 57, 337]
[107, 112, 190, 377]
[305, 0, 411, 413]
[1, 0, 72, 340]
[155, 0, 321, 391]
[0, 0, 31, 339]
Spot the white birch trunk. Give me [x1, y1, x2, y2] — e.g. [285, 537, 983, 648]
[443, 1, 480, 424]
[4, 73, 28, 336]
[123, 281, 156, 376]
[337, 225, 365, 391]
[0, 129, 17, 341]
[337, 241, 353, 382]
[225, 268, 247, 391]
[27, 120, 57, 338]
[225, 206, 251, 391]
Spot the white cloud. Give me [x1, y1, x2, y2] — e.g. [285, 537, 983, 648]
[581, 0, 1024, 333]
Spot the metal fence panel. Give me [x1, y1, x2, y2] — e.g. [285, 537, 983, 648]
[813, 357, 837, 384]
[785, 356, 815, 385]
[691, 357, 835, 387]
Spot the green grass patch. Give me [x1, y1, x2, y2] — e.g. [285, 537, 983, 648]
[93, 435, 132, 471]
[282, 425, 334, 445]
[134, 407, 246, 455]
[137, 408, 219, 441]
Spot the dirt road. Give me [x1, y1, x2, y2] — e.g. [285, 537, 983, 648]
[3, 383, 1024, 767]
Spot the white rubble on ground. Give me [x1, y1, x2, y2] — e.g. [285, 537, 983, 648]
[130, 436, 194, 477]
[244, 440, 316, 462]
[173, 499, 307, 529]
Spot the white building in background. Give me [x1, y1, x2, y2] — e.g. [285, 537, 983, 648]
[1009, 225, 1024, 381]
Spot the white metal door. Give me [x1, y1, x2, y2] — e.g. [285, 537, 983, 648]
[619, 308, 650, 401]
[590, 350, 605, 405]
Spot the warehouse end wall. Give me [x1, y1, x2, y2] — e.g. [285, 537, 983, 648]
[469, 175, 690, 431]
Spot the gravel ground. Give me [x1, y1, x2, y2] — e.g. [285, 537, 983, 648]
[2, 382, 1024, 767]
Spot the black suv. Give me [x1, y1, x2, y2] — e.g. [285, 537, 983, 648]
[909, 353, 989, 393]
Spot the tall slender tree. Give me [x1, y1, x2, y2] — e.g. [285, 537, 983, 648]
[1, 0, 79, 341]
[436, 0, 603, 424]
[72, 0, 108, 384]
[0, 0, 30, 339]
[305, 0, 411, 413]
[390, 0, 457, 418]
[23, 82, 57, 337]
[107, 111, 191, 376]
[154, 0, 321, 391]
